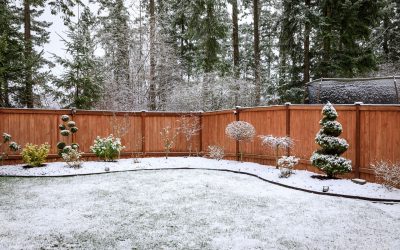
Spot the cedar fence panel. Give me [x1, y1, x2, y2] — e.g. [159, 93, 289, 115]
[1, 104, 399, 183]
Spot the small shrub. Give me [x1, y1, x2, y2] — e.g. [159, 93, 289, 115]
[225, 121, 255, 162]
[371, 161, 400, 189]
[1, 133, 21, 165]
[259, 135, 294, 168]
[208, 145, 224, 161]
[1, 133, 21, 164]
[90, 135, 125, 161]
[278, 156, 299, 178]
[21, 143, 50, 167]
[177, 115, 201, 156]
[160, 126, 179, 159]
[61, 146, 82, 168]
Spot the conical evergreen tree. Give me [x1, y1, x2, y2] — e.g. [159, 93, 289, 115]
[53, 7, 103, 109]
[311, 102, 352, 178]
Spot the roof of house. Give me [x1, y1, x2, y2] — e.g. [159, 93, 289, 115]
[306, 77, 400, 104]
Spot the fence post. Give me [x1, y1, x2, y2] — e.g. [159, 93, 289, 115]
[70, 107, 77, 144]
[199, 111, 203, 155]
[285, 102, 291, 156]
[235, 106, 241, 161]
[354, 102, 362, 178]
[141, 110, 146, 156]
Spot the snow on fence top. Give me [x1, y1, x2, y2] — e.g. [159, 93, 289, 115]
[306, 76, 400, 104]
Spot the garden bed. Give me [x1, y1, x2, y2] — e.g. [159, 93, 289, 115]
[1, 157, 399, 200]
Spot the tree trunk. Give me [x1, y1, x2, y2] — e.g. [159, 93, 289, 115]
[253, 0, 261, 106]
[322, 3, 331, 77]
[24, 0, 33, 108]
[303, 0, 311, 83]
[149, 0, 156, 110]
[232, 0, 240, 106]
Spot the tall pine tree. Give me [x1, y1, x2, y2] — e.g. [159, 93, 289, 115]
[53, 7, 103, 109]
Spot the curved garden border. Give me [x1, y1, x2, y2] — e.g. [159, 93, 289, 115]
[2, 167, 400, 203]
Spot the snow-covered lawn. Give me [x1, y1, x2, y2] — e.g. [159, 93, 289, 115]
[1, 157, 400, 200]
[0, 169, 399, 249]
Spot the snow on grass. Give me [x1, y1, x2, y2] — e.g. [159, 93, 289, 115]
[0, 170, 399, 249]
[1, 157, 400, 200]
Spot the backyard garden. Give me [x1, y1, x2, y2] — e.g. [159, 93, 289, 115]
[0, 103, 399, 249]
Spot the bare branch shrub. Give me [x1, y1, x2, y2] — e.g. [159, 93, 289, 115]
[208, 145, 224, 161]
[259, 135, 294, 168]
[160, 126, 179, 159]
[177, 114, 201, 156]
[371, 161, 400, 189]
[225, 121, 256, 162]
[110, 113, 131, 139]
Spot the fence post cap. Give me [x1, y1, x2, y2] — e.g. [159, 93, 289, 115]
[284, 102, 292, 106]
[140, 110, 147, 112]
[354, 102, 363, 105]
[235, 106, 242, 109]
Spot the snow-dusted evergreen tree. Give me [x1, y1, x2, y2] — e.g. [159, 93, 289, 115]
[53, 7, 103, 109]
[97, 0, 132, 110]
[311, 102, 352, 178]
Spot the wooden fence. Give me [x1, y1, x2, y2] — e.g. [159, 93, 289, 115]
[1, 104, 399, 182]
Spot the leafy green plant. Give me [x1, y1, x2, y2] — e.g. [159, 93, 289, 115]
[21, 143, 50, 167]
[90, 135, 125, 162]
[0, 133, 21, 165]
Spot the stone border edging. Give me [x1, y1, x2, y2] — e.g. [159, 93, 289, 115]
[1, 167, 399, 203]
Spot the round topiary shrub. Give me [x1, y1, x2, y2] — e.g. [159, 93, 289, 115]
[61, 115, 70, 122]
[70, 127, 78, 133]
[60, 130, 70, 137]
[57, 142, 66, 149]
[67, 121, 76, 128]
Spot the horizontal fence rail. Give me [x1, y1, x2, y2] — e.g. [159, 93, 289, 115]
[1, 104, 399, 183]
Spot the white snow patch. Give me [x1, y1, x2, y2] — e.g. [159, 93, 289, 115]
[0, 157, 399, 200]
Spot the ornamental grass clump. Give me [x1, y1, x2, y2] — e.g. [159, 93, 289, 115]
[225, 121, 256, 162]
[311, 102, 351, 178]
[21, 143, 50, 167]
[90, 135, 125, 162]
[208, 145, 224, 161]
[0, 133, 21, 165]
[371, 161, 400, 190]
[57, 115, 82, 167]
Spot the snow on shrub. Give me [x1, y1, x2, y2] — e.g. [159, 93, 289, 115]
[1, 133, 21, 165]
[90, 135, 125, 162]
[311, 102, 351, 178]
[259, 135, 294, 168]
[160, 126, 179, 159]
[371, 161, 400, 189]
[225, 121, 255, 162]
[278, 156, 299, 178]
[57, 114, 82, 167]
[21, 143, 50, 167]
[61, 145, 82, 168]
[208, 145, 224, 161]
